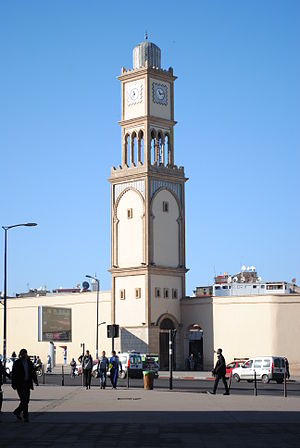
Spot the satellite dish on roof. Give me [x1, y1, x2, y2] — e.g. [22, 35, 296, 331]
[82, 281, 89, 290]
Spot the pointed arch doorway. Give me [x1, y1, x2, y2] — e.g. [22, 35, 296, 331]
[159, 318, 176, 371]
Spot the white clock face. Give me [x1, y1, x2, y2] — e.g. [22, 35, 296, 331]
[130, 88, 139, 101]
[153, 82, 168, 105]
[156, 87, 165, 100]
[127, 81, 143, 106]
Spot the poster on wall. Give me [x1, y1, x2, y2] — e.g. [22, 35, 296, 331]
[38, 306, 72, 342]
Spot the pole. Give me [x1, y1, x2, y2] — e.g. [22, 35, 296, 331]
[169, 330, 173, 390]
[254, 370, 257, 396]
[61, 365, 64, 386]
[81, 343, 85, 387]
[96, 280, 99, 360]
[2, 229, 7, 384]
[112, 325, 115, 353]
[127, 358, 130, 389]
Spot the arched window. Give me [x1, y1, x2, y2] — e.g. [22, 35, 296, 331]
[138, 130, 144, 164]
[151, 130, 156, 165]
[131, 132, 137, 166]
[125, 134, 130, 166]
[157, 132, 162, 165]
[164, 134, 170, 165]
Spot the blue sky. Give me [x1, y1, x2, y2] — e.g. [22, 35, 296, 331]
[0, 0, 299, 296]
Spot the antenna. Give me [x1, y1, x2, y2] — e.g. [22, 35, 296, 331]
[145, 30, 148, 41]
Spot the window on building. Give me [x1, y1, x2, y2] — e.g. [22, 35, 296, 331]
[127, 208, 133, 219]
[135, 288, 141, 299]
[120, 289, 125, 300]
[155, 287, 161, 298]
[162, 201, 169, 212]
[172, 288, 178, 299]
[164, 288, 169, 298]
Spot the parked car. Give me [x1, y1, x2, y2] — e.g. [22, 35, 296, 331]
[226, 359, 248, 378]
[231, 356, 286, 384]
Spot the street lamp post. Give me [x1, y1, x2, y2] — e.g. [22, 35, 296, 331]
[2, 222, 37, 383]
[86, 274, 100, 360]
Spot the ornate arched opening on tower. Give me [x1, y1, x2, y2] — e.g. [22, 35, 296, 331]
[159, 317, 177, 371]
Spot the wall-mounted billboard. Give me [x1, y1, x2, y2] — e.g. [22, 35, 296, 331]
[38, 306, 72, 342]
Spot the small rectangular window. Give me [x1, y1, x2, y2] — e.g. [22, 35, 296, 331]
[164, 288, 169, 298]
[135, 288, 141, 299]
[155, 287, 161, 298]
[162, 201, 169, 212]
[120, 289, 125, 300]
[127, 208, 133, 219]
[172, 288, 178, 299]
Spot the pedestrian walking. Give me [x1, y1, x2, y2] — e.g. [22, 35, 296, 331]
[63, 348, 67, 366]
[109, 351, 122, 389]
[210, 348, 230, 395]
[46, 354, 52, 373]
[11, 349, 38, 422]
[70, 358, 76, 378]
[188, 353, 195, 371]
[82, 350, 93, 390]
[97, 351, 109, 389]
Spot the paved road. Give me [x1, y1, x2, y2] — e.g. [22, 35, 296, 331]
[41, 373, 300, 397]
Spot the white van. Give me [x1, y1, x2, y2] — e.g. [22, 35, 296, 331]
[231, 356, 286, 384]
[118, 352, 143, 379]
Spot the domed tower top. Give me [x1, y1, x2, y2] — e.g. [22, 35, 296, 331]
[132, 33, 161, 69]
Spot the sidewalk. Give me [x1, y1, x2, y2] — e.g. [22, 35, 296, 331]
[50, 367, 214, 379]
[1, 384, 300, 447]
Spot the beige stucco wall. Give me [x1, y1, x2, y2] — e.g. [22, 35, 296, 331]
[212, 294, 300, 374]
[181, 297, 214, 370]
[152, 189, 179, 267]
[117, 189, 144, 267]
[0, 291, 112, 365]
[115, 275, 146, 327]
[150, 274, 181, 325]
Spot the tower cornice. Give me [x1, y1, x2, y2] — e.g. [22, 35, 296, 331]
[118, 116, 177, 128]
[118, 66, 177, 83]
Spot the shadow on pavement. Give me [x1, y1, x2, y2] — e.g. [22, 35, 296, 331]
[1, 411, 300, 447]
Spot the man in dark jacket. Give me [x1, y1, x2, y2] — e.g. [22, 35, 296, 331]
[82, 350, 93, 390]
[11, 348, 38, 422]
[211, 348, 229, 395]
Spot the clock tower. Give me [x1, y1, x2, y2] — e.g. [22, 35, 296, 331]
[109, 38, 187, 369]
